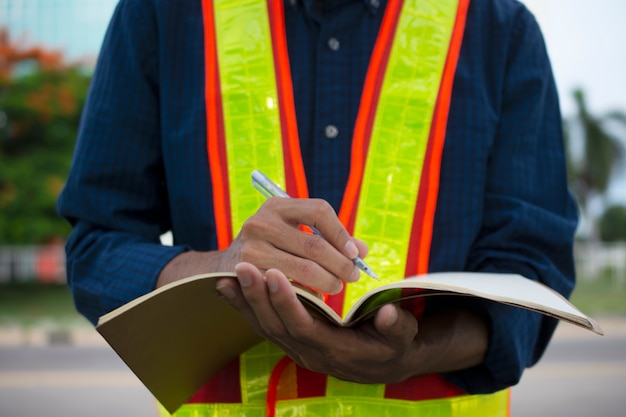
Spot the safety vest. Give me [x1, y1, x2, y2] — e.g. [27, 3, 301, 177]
[160, 0, 510, 415]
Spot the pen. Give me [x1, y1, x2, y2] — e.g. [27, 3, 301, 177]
[251, 170, 379, 281]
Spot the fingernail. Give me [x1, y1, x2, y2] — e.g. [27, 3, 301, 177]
[238, 273, 252, 287]
[216, 280, 235, 299]
[349, 267, 361, 282]
[385, 304, 399, 327]
[344, 240, 359, 259]
[267, 272, 279, 293]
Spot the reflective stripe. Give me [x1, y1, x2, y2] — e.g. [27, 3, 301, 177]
[206, 0, 308, 248]
[240, 342, 285, 404]
[326, 376, 385, 399]
[341, 0, 462, 314]
[159, 389, 510, 417]
[410, 0, 471, 276]
[212, 0, 285, 236]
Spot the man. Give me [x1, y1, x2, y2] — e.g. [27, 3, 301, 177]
[58, 0, 578, 415]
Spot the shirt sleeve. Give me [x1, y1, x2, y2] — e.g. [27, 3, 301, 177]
[444, 7, 578, 393]
[57, 0, 187, 325]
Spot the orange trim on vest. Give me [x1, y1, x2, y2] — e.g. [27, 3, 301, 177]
[202, 0, 232, 249]
[265, 356, 298, 417]
[338, 0, 403, 232]
[267, 0, 309, 198]
[507, 387, 512, 416]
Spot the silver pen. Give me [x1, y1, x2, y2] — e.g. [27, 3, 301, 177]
[252, 170, 379, 281]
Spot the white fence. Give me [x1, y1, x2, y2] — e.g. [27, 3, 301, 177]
[0, 242, 624, 286]
[575, 241, 626, 287]
[0, 245, 66, 284]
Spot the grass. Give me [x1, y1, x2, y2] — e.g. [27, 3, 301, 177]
[0, 272, 624, 328]
[0, 282, 87, 327]
[570, 271, 626, 317]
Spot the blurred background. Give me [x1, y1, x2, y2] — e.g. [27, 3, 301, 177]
[0, 0, 624, 416]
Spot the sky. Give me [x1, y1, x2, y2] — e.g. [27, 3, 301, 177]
[522, 0, 626, 205]
[0, 0, 119, 60]
[522, 0, 626, 116]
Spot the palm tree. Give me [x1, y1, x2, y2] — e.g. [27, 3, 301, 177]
[566, 88, 626, 239]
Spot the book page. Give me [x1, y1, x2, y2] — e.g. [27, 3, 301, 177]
[342, 272, 603, 334]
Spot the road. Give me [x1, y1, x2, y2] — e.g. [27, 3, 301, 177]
[0, 319, 624, 417]
[511, 320, 626, 417]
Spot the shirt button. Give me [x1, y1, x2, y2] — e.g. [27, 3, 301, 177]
[325, 124, 339, 139]
[327, 37, 340, 51]
[370, 0, 380, 8]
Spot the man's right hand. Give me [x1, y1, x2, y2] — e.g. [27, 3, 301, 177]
[156, 197, 367, 294]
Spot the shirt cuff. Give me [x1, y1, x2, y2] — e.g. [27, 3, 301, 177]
[443, 297, 551, 393]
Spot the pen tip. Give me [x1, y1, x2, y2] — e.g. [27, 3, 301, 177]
[366, 270, 380, 281]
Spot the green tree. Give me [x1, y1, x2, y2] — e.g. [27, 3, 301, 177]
[599, 205, 626, 242]
[566, 88, 626, 237]
[0, 28, 91, 244]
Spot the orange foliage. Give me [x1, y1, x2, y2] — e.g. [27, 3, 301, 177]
[0, 27, 66, 79]
[23, 83, 77, 122]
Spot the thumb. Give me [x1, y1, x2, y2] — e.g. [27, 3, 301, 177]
[374, 304, 418, 344]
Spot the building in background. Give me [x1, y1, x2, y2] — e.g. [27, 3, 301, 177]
[0, 0, 119, 64]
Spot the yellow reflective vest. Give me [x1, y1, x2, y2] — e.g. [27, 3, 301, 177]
[160, 0, 509, 415]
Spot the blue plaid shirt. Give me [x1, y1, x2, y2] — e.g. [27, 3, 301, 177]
[58, 0, 578, 394]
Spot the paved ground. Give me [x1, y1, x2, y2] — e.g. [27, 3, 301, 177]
[511, 317, 626, 417]
[2, 314, 622, 348]
[0, 317, 624, 416]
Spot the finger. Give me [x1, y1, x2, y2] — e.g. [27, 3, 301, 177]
[265, 268, 318, 332]
[234, 262, 295, 338]
[353, 237, 369, 258]
[215, 275, 267, 334]
[264, 240, 348, 293]
[215, 276, 239, 302]
[237, 240, 345, 294]
[265, 268, 349, 371]
[217, 268, 308, 364]
[287, 232, 360, 284]
[274, 197, 358, 258]
[373, 304, 418, 346]
[235, 264, 321, 364]
[265, 198, 361, 279]
[240, 200, 359, 290]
